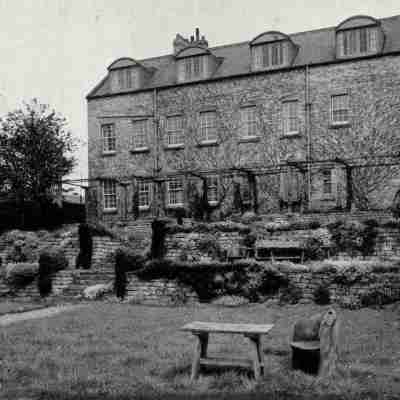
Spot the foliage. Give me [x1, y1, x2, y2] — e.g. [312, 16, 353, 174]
[75, 223, 93, 269]
[313, 284, 331, 305]
[304, 237, 326, 261]
[5, 262, 39, 287]
[114, 247, 145, 299]
[279, 283, 303, 305]
[197, 234, 221, 259]
[166, 220, 250, 234]
[327, 219, 378, 257]
[242, 232, 257, 248]
[151, 219, 168, 259]
[0, 99, 75, 227]
[233, 182, 243, 213]
[4, 234, 40, 263]
[38, 249, 68, 297]
[134, 259, 287, 302]
[360, 289, 398, 307]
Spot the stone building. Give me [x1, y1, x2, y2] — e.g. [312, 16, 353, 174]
[86, 15, 400, 225]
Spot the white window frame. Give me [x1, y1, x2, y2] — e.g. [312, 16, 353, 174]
[138, 180, 152, 209]
[282, 100, 298, 135]
[101, 123, 116, 154]
[199, 111, 217, 144]
[254, 41, 287, 69]
[131, 119, 148, 150]
[103, 180, 117, 211]
[183, 56, 205, 81]
[331, 94, 349, 125]
[338, 26, 377, 57]
[165, 115, 184, 148]
[167, 178, 184, 207]
[206, 176, 219, 205]
[240, 106, 258, 139]
[322, 170, 332, 195]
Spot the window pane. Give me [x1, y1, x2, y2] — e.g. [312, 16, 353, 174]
[166, 116, 184, 145]
[322, 170, 332, 194]
[168, 179, 184, 205]
[331, 94, 349, 123]
[241, 107, 257, 138]
[283, 101, 298, 133]
[102, 124, 116, 152]
[132, 120, 147, 148]
[138, 181, 151, 207]
[103, 180, 117, 209]
[199, 111, 217, 141]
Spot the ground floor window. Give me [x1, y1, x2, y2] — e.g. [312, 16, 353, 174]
[206, 176, 219, 204]
[167, 178, 184, 206]
[138, 181, 152, 208]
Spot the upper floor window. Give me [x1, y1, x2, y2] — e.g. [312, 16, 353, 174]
[138, 181, 152, 209]
[322, 170, 332, 195]
[331, 94, 349, 125]
[101, 124, 116, 153]
[337, 26, 377, 57]
[167, 178, 184, 207]
[177, 55, 208, 82]
[206, 176, 219, 204]
[131, 119, 149, 150]
[103, 180, 117, 211]
[199, 111, 217, 143]
[240, 106, 258, 139]
[282, 100, 298, 135]
[117, 68, 138, 89]
[253, 42, 286, 69]
[165, 115, 184, 147]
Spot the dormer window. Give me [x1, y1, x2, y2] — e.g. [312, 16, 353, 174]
[250, 31, 297, 71]
[107, 57, 155, 92]
[183, 56, 205, 80]
[336, 16, 384, 59]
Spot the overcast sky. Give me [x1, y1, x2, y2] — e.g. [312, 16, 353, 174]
[0, 0, 398, 180]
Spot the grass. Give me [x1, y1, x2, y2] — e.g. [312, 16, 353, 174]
[0, 301, 398, 400]
[0, 299, 53, 316]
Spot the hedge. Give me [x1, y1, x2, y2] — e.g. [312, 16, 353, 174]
[5, 262, 39, 287]
[38, 249, 68, 297]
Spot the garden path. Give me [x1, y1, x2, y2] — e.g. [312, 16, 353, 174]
[0, 304, 85, 326]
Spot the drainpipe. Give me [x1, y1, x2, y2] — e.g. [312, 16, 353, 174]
[305, 64, 312, 209]
[153, 88, 164, 218]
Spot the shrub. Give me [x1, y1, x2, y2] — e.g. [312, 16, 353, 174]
[4, 233, 41, 263]
[360, 290, 396, 308]
[5, 262, 39, 287]
[361, 219, 379, 257]
[114, 247, 145, 299]
[38, 249, 68, 297]
[134, 259, 287, 302]
[197, 235, 221, 260]
[76, 223, 93, 269]
[151, 219, 168, 259]
[304, 237, 326, 261]
[313, 284, 331, 305]
[279, 283, 303, 305]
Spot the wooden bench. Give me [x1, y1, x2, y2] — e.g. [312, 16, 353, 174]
[181, 321, 274, 380]
[255, 240, 305, 263]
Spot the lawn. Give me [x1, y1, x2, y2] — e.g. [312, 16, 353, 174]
[0, 299, 50, 316]
[0, 301, 398, 400]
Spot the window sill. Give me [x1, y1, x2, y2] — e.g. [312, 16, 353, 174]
[130, 147, 150, 154]
[139, 205, 150, 211]
[164, 144, 185, 150]
[166, 204, 184, 209]
[208, 200, 219, 207]
[103, 208, 117, 214]
[238, 136, 260, 144]
[280, 132, 301, 139]
[197, 140, 219, 147]
[329, 122, 350, 129]
[102, 151, 116, 156]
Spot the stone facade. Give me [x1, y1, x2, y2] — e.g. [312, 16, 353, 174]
[87, 15, 400, 226]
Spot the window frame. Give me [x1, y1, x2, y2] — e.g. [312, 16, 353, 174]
[322, 170, 333, 196]
[253, 40, 287, 69]
[165, 115, 184, 148]
[282, 100, 299, 136]
[331, 93, 350, 126]
[138, 180, 152, 210]
[102, 179, 117, 212]
[199, 110, 218, 144]
[240, 106, 258, 140]
[182, 55, 205, 81]
[101, 123, 116, 154]
[131, 119, 149, 151]
[167, 178, 184, 207]
[206, 176, 219, 205]
[337, 26, 378, 58]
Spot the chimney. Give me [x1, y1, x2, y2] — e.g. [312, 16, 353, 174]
[195, 28, 200, 41]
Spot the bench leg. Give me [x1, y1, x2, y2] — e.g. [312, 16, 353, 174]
[246, 335, 262, 380]
[191, 333, 208, 381]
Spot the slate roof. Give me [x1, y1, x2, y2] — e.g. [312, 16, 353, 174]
[87, 15, 400, 99]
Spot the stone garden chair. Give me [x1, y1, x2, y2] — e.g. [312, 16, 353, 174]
[290, 309, 340, 378]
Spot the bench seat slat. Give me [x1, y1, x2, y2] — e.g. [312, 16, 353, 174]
[200, 357, 258, 369]
[290, 340, 320, 350]
[181, 321, 274, 335]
